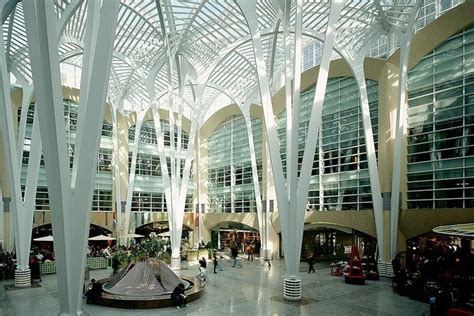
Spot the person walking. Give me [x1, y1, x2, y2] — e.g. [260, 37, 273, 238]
[307, 254, 316, 273]
[231, 245, 238, 268]
[246, 244, 254, 261]
[29, 254, 41, 283]
[262, 250, 271, 268]
[219, 255, 225, 271]
[213, 253, 218, 273]
[112, 256, 120, 276]
[199, 257, 207, 269]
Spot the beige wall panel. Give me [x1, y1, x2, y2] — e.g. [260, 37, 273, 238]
[271, 210, 376, 238]
[400, 209, 474, 240]
[202, 213, 258, 232]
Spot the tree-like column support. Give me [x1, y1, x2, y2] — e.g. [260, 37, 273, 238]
[0, 6, 40, 290]
[237, 0, 344, 301]
[390, 0, 423, 260]
[23, 1, 119, 313]
[123, 110, 147, 246]
[351, 61, 384, 260]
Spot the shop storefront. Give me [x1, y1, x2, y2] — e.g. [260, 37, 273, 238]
[211, 223, 260, 254]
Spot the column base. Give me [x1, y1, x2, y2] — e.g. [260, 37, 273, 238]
[283, 277, 301, 300]
[377, 260, 394, 277]
[15, 268, 31, 287]
[170, 256, 181, 270]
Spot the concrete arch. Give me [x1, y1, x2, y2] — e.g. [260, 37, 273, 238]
[202, 213, 259, 233]
[135, 219, 193, 233]
[130, 213, 196, 232]
[200, 103, 256, 140]
[31, 219, 113, 235]
[303, 222, 354, 234]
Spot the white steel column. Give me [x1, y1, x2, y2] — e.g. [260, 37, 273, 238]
[296, 0, 345, 224]
[24, 0, 71, 306]
[235, 2, 287, 272]
[174, 112, 199, 267]
[237, 0, 291, 296]
[390, 1, 422, 259]
[238, 0, 344, 300]
[16, 84, 34, 165]
[150, 105, 173, 240]
[150, 92, 200, 269]
[318, 132, 324, 211]
[230, 117, 235, 213]
[23, 1, 119, 314]
[195, 129, 202, 241]
[156, 0, 182, 267]
[123, 110, 147, 245]
[112, 108, 122, 238]
[351, 62, 384, 259]
[0, 6, 42, 286]
[294, 1, 344, 299]
[242, 107, 263, 256]
[154, 1, 206, 268]
[279, 1, 301, 292]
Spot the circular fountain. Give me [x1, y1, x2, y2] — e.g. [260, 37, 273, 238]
[94, 260, 204, 309]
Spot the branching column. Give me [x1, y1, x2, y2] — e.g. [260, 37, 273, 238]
[123, 110, 147, 245]
[351, 61, 384, 259]
[390, 1, 422, 259]
[23, 1, 119, 314]
[237, 0, 345, 300]
[242, 106, 264, 256]
[0, 4, 41, 286]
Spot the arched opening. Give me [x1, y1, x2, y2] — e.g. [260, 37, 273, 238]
[31, 224, 113, 258]
[209, 221, 260, 254]
[135, 221, 193, 239]
[32, 223, 112, 240]
[290, 223, 377, 263]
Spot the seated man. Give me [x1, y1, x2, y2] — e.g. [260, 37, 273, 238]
[85, 279, 102, 304]
[171, 283, 188, 309]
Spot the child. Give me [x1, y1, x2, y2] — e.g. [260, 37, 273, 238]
[219, 256, 225, 271]
[213, 253, 218, 273]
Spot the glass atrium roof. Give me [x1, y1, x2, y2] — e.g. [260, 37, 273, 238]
[2, 0, 422, 120]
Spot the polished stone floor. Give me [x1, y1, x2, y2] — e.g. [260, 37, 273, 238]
[0, 259, 428, 315]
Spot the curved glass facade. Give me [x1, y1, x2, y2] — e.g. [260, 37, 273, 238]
[278, 77, 378, 211]
[407, 25, 474, 209]
[128, 120, 193, 213]
[207, 116, 263, 213]
[19, 100, 113, 211]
